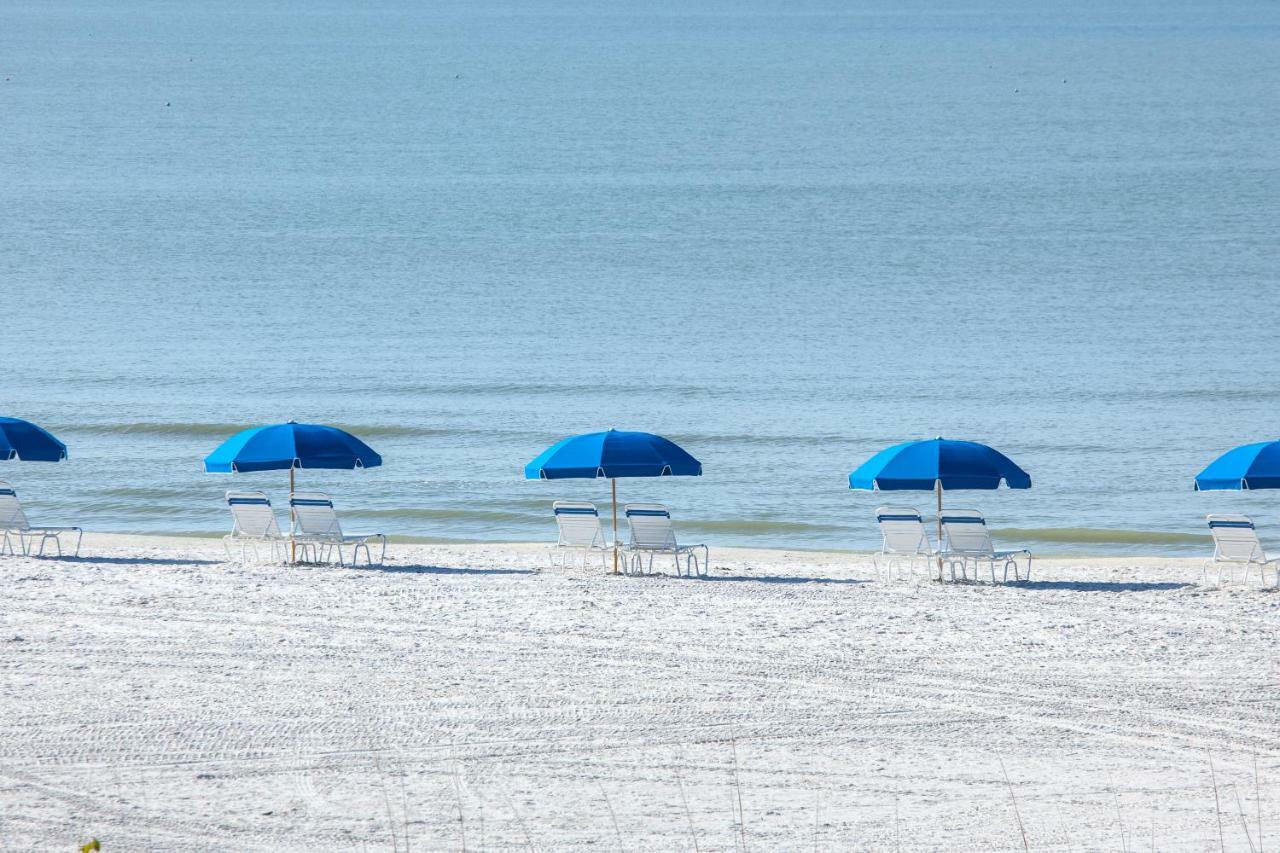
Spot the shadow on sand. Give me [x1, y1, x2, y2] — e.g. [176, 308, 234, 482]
[20, 555, 224, 567]
[701, 573, 870, 586]
[356, 563, 538, 577]
[1013, 580, 1192, 593]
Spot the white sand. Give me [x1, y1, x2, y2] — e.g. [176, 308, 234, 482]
[1, 534, 1276, 851]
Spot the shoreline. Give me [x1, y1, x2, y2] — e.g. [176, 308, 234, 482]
[49, 527, 1223, 560]
[56, 530, 1219, 563]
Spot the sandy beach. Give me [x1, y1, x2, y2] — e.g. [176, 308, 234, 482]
[1, 534, 1275, 851]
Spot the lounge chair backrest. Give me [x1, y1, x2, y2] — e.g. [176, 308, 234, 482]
[625, 503, 678, 549]
[1207, 514, 1264, 562]
[0, 482, 30, 531]
[290, 492, 342, 537]
[941, 509, 994, 554]
[875, 505, 929, 554]
[226, 491, 281, 538]
[553, 500, 605, 548]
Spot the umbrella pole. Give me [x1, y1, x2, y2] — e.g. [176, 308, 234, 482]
[289, 466, 296, 564]
[935, 480, 943, 579]
[611, 478, 619, 575]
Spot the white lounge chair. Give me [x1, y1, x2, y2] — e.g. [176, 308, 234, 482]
[289, 492, 386, 566]
[872, 506, 937, 581]
[939, 509, 1031, 583]
[0, 481, 82, 557]
[550, 500, 611, 568]
[1203, 514, 1280, 588]
[621, 503, 708, 577]
[223, 490, 286, 563]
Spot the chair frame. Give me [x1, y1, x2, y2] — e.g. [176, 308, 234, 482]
[289, 492, 386, 567]
[223, 490, 286, 563]
[550, 500, 611, 569]
[872, 505, 937, 582]
[939, 509, 1032, 583]
[1203, 514, 1280, 588]
[621, 503, 708, 577]
[0, 481, 82, 558]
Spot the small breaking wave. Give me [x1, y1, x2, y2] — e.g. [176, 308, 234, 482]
[681, 518, 853, 536]
[59, 422, 535, 441]
[349, 507, 540, 525]
[65, 422, 250, 438]
[991, 527, 1210, 546]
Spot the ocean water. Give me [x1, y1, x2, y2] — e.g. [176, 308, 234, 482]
[3, 1, 1279, 555]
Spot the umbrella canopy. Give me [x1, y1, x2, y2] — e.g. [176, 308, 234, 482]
[525, 429, 701, 480]
[849, 438, 1030, 492]
[850, 437, 1029, 580]
[204, 422, 381, 473]
[1194, 440, 1280, 491]
[526, 429, 701, 574]
[205, 422, 381, 564]
[0, 417, 68, 462]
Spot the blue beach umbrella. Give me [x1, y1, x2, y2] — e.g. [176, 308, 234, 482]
[205, 421, 381, 560]
[0, 417, 68, 462]
[850, 437, 1031, 570]
[525, 429, 702, 572]
[204, 422, 381, 473]
[1194, 440, 1280, 491]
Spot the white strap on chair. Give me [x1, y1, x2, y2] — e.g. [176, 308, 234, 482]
[226, 491, 282, 539]
[553, 500, 607, 549]
[875, 505, 932, 555]
[0, 481, 31, 531]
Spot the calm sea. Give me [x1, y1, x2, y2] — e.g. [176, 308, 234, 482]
[4, 1, 1279, 555]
